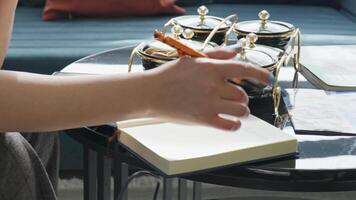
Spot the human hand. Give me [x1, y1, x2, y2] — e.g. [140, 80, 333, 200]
[145, 49, 272, 131]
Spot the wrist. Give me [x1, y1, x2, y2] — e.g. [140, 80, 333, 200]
[133, 71, 161, 118]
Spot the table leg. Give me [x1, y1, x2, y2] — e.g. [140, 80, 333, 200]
[178, 179, 188, 200]
[84, 147, 98, 200]
[113, 159, 120, 200]
[193, 182, 202, 200]
[163, 178, 174, 200]
[97, 153, 112, 200]
[114, 162, 129, 200]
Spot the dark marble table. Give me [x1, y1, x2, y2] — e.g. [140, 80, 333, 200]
[62, 46, 356, 200]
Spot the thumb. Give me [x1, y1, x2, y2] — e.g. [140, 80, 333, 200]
[205, 48, 240, 60]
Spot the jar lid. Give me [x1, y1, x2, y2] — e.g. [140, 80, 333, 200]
[235, 49, 276, 67]
[138, 25, 216, 60]
[173, 6, 231, 31]
[233, 33, 279, 68]
[235, 10, 294, 35]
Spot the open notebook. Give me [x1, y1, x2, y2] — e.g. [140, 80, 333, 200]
[116, 115, 297, 176]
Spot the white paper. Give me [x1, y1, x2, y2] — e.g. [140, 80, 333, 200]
[286, 89, 356, 134]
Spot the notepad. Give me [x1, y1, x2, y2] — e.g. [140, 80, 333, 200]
[116, 115, 297, 176]
[299, 45, 356, 91]
[285, 88, 356, 135]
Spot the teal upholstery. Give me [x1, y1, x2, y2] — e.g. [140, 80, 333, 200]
[4, 3, 356, 170]
[215, 0, 338, 6]
[341, 0, 356, 17]
[18, 0, 45, 7]
[177, 0, 213, 6]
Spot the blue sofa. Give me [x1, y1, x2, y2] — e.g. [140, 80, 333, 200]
[4, 0, 356, 170]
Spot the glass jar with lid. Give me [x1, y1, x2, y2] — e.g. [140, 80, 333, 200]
[129, 25, 216, 71]
[233, 10, 296, 49]
[163, 5, 236, 45]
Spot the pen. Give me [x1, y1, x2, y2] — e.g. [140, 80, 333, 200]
[154, 31, 208, 58]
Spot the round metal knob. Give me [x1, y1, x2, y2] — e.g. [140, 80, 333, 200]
[171, 25, 183, 39]
[183, 29, 195, 40]
[198, 5, 209, 23]
[246, 33, 258, 48]
[239, 38, 247, 60]
[239, 38, 247, 48]
[258, 10, 270, 26]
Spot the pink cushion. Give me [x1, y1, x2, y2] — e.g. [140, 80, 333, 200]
[42, 0, 185, 21]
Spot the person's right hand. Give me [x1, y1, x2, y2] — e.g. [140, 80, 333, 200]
[144, 49, 272, 131]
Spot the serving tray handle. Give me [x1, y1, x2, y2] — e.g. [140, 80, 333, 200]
[201, 14, 238, 51]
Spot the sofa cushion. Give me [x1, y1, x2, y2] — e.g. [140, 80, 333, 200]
[42, 0, 185, 21]
[214, 0, 339, 6]
[19, 0, 212, 7]
[5, 4, 356, 74]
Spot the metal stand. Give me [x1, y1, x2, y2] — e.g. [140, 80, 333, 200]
[163, 178, 174, 200]
[114, 162, 129, 200]
[97, 154, 112, 200]
[84, 147, 98, 200]
[193, 182, 203, 200]
[178, 179, 188, 200]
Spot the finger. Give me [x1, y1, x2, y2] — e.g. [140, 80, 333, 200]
[220, 83, 249, 105]
[216, 61, 273, 85]
[205, 48, 239, 60]
[218, 101, 250, 118]
[211, 116, 242, 131]
[173, 5, 186, 14]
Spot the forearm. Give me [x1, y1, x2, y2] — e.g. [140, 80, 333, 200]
[0, 0, 18, 67]
[0, 70, 154, 132]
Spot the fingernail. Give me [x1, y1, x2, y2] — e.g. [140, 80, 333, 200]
[268, 74, 277, 86]
[230, 125, 238, 131]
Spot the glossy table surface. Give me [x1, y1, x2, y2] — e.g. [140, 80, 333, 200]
[62, 46, 356, 192]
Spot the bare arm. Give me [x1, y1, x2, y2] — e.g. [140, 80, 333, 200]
[0, 70, 156, 132]
[0, 54, 271, 133]
[0, 1, 271, 133]
[0, 0, 17, 67]
[0, 0, 152, 132]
